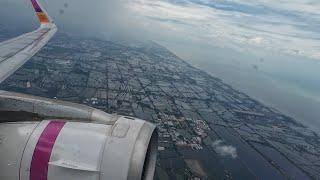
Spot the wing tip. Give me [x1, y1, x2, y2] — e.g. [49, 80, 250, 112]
[31, 0, 53, 24]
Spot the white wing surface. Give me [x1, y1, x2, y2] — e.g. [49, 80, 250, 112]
[0, 0, 57, 83]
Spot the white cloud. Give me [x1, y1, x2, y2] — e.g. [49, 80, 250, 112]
[3, 0, 319, 60]
[249, 36, 264, 44]
[126, 0, 320, 60]
[212, 140, 238, 159]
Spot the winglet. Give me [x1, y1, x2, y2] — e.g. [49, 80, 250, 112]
[31, 0, 53, 24]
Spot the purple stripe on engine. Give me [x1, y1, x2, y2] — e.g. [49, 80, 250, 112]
[31, 0, 43, 12]
[30, 121, 66, 180]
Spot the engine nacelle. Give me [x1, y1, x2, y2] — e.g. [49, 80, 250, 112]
[0, 116, 157, 180]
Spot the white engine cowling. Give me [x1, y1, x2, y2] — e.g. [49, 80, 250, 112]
[0, 116, 157, 180]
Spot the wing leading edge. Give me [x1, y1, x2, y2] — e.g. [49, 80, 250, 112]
[0, 0, 57, 83]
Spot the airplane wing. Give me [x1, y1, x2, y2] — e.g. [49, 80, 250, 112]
[0, 0, 57, 83]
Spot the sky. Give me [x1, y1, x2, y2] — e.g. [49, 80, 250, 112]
[0, 0, 320, 132]
[2, 0, 319, 60]
[128, 0, 320, 60]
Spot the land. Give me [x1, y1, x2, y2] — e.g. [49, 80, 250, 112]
[1, 31, 319, 180]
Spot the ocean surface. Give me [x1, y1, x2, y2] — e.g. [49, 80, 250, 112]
[168, 44, 320, 133]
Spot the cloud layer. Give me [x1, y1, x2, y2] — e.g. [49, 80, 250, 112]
[212, 140, 238, 159]
[1, 0, 319, 60]
[127, 0, 320, 60]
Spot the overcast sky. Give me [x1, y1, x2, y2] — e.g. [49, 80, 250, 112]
[129, 0, 320, 60]
[1, 0, 320, 60]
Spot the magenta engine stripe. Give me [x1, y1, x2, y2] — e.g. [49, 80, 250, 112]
[30, 121, 66, 180]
